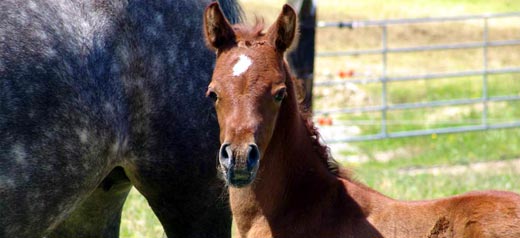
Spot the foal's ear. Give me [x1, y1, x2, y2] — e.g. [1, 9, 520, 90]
[204, 2, 236, 51]
[266, 4, 297, 52]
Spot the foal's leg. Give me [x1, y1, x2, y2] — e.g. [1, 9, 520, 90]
[48, 167, 132, 238]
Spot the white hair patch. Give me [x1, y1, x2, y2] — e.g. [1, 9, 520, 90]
[232, 54, 252, 76]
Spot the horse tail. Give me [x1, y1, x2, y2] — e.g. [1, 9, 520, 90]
[216, 0, 244, 24]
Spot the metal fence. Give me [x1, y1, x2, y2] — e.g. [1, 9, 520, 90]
[313, 12, 520, 143]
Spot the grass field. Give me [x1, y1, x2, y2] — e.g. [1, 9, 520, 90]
[119, 1, 520, 237]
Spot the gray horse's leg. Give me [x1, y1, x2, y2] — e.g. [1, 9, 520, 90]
[48, 167, 132, 238]
[127, 161, 231, 238]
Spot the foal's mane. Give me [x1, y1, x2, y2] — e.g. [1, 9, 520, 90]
[232, 20, 352, 179]
[293, 76, 352, 179]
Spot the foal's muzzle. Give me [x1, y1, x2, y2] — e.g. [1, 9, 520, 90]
[218, 143, 260, 187]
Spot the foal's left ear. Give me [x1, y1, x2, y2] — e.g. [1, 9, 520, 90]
[204, 2, 236, 51]
[266, 4, 297, 52]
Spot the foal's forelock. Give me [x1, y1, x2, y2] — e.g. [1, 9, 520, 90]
[232, 20, 266, 44]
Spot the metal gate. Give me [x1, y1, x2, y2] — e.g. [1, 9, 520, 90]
[312, 12, 520, 143]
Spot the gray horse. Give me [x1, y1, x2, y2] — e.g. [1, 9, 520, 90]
[0, 0, 242, 237]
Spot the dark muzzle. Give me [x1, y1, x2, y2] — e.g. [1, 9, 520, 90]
[218, 143, 260, 187]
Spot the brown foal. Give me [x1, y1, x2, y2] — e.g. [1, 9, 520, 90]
[203, 3, 520, 238]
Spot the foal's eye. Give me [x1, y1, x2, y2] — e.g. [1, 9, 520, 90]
[206, 90, 218, 102]
[274, 88, 286, 102]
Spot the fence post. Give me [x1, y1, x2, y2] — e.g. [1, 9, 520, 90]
[287, 0, 316, 110]
[482, 17, 489, 128]
[381, 25, 389, 137]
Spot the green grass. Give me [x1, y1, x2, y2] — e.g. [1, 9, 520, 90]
[317, 0, 520, 20]
[315, 74, 520, 111]
[240, 0, 520, 23]
[120, 188, 164, 238]
[353, 166, 520, 200]
[345, 129, 520, 169]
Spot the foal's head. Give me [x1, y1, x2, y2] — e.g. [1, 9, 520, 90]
[203, 3, 297, 187]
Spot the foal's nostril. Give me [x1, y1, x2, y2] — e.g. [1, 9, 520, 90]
[219, 143, 233, 168]
[220, 143, 230, 159]
[247, 144, 260, 169]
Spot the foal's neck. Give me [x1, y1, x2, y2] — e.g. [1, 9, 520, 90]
[228, 74, 394, 238]
[230, 75, 339, 215]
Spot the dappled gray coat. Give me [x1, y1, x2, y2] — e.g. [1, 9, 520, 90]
[0, 0, 241, 237]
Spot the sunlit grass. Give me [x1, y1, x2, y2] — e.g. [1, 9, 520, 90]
[345, 128, 520, 169]
[353, 165, 520, 200]
[120, 188, 164, 238]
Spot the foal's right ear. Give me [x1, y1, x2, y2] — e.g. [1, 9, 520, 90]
[204, 2, 236, 51]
